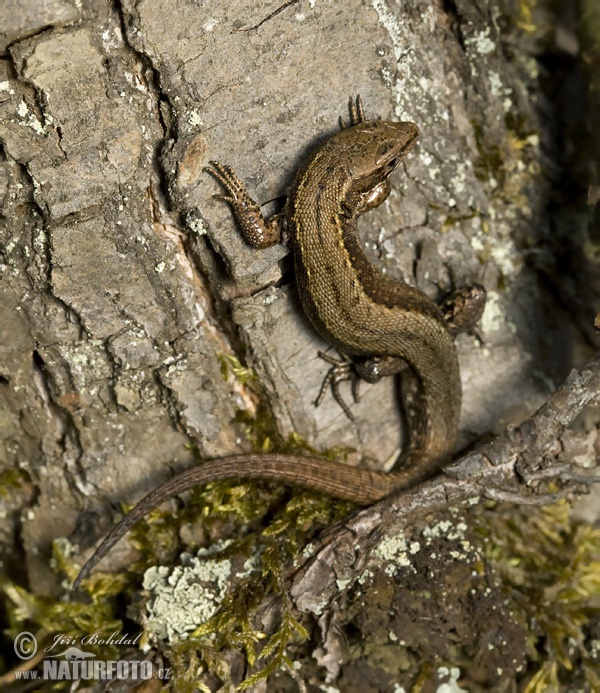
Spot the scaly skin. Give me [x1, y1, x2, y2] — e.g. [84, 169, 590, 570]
[73, 97, 485, 589]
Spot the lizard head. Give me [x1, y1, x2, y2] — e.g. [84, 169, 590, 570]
[332, 120, 419, 191]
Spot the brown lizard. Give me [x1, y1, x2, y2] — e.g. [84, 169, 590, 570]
[73, 96, 485, 589]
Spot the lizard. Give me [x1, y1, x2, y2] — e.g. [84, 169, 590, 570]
[72, 96, 485, 589]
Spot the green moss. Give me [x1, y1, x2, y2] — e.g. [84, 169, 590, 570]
[1, 540, 132, 690]
[217, 353, 259, 391]
[62, 353, 354, 689]
[163, 474, 349, 687]
[471, 120, 507, 187]
[154, 488, 351, 690]
[471, 116, 539, 202]
[440, 210, 478, 232]
[580, 0, 600, 59]
[0, 468, 28, 496]
[2, 465, 348, 689]
[514, 0, 538, 34]
[2, 345, 351, 689]
[473, 500, 600, 691]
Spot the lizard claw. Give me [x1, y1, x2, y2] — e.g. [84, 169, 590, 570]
[339, 95, 366, 130]
[315, 351, 360, 421]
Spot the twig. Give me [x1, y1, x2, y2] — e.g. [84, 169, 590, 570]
[289, 351, 600, 614]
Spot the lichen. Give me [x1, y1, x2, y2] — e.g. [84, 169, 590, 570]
[436, 665, 467, 693]
[96, 355, 355, 689]
[473, 500, 600, 691]
[0, 342, 357, 690]
[142, 544, 234, 642]
[373, 532, 414, 576]
[141, 480, 352, 689]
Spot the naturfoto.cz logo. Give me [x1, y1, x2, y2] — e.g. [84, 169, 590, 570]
[12, 631, 169, 683]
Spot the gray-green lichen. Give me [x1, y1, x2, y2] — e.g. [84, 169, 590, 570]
[142, 541, 236, 642]
[372, 532, 419, 577]
[364, 518, 476, 582]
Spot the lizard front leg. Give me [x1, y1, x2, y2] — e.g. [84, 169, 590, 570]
[204, 161, 284, 248]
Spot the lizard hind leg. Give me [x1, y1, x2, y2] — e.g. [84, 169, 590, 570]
[315, 352, 409, 421]
[315, 351, 361, 421]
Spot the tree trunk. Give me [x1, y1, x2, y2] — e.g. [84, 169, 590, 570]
[1, 0, 598, 690]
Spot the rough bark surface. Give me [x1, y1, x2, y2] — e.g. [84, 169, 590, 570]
[1, 0, 598, 690]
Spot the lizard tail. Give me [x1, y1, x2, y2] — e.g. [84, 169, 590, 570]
[72, 452, 427, 589]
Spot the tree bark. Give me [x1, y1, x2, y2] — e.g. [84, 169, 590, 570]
[1, 0, 598, 690]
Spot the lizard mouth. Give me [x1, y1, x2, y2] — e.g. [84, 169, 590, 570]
[385, 154, 406, 175]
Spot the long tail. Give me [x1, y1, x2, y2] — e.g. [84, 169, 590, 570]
[72, 451, 437, 589]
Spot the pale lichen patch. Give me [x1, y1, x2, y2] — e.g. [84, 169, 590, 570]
[142, 542, 233, 642]
[465, 28, 496, 55]
[479, 290, 511, 334]
[422, 519, 468, 543]
[187, 110, 203, 127]
[436, 665, 467, 692]
[373, 532, 414, 576]
[16, 99, 45, 135]
[357, 567, 374, 586]
[187, 216, 207, 236]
